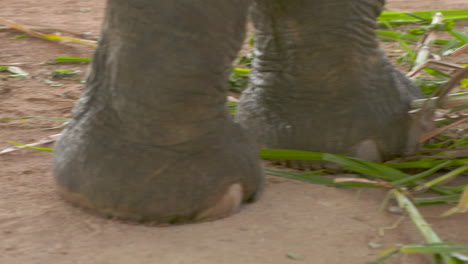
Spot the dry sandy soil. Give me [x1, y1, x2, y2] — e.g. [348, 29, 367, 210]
[1, 1, 467, 264]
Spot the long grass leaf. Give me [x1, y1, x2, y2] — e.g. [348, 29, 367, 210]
[416, 165, 468, 191]
[414, 194, 461, 205]
[393, 190, 459, 263]
[259, 149, 323, 160]
[401, 243, 468, 254]
[5, 140, 53, 152]
[387, 159, 468, 169]
[376, 30, 421, 42]
[447, 30, 468, 44]
[260, 149, 409, 181]
[391, 160, 452, 185]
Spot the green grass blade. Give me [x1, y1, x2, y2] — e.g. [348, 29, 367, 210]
[401, 243, 468, 254]
[259, 149, 324, 160]
[414, 194, 461, 206]
[423, 67, 452, 79]
[416, 165, 468, 191]
[323, 154, 408, 181]
[367, 248, 401, 264]
[46, 56, 91, 64]
[391, 160, 452, 186]
[376, 30, 421, 42]
[387, 159, 468, 169]
[259, 149, 409, 181]
[430, 186, 459, 196]
[447, 30, 468, 44]
[6, 140, 53, 152]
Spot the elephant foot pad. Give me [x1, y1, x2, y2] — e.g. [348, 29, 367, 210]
[56, 183, 244, 225]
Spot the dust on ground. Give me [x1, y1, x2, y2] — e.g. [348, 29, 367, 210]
[1, 1, 467, 264]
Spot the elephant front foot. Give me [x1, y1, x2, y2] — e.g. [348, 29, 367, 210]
[53, 120, 263, 225]
[52, 0, 263, 224]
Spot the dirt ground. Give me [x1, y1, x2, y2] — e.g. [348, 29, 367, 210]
[0, 1, 467, 264]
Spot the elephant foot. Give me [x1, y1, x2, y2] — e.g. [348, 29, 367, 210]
[236, 0, 430, 168]
[52, 0, 264, 224]
[53, 118, 263, 225]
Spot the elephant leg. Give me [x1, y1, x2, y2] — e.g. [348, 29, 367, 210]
[237, 0, 431, 165]
[53, 0, 263, 224]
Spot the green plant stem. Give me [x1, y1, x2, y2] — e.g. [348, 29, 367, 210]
[392, 190, 457, 264]
[391, 160, 452, 186]
[393, 190, 441, 242]
[415, 165, 468, 191]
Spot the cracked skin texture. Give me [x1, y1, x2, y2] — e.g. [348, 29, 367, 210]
[53, 0, 428, 224]
[236, 0, 428, 163]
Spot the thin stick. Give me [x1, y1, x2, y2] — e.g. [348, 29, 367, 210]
[0, 62, 31, 66]
[411, 92, 468, 109]
[410, 146, 468, 154]
[0, 18, 96, 47]
[0, 134, 60, 155]
[419, 116, 468, 143]
[451, 43, 468, 57]
[407, 60, 465, 78]
[436, 67, 468, 107]
[0, 25, 94, 39]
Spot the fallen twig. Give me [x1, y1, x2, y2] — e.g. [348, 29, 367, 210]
[0, 62, 31, 66]
[407, 60, 465, 79]
[413, 147, 468, 154]
[0, 133, 60, 155]
[451, 43, 468, 57]
[0, 18, 97, 47]
[436, 67, 468, 107]
[411, 92, 468, 109]
[419, 116, 468, 143]
[334, 178, 394, 187]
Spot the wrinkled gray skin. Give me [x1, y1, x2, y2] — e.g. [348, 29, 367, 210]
[54, 0, 427, 224]
[237, 0, 427, 164]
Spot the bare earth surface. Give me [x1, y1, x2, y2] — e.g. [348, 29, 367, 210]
[0, 1, 467, 264]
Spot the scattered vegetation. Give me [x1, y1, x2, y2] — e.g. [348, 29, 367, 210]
[0, 8, 467, 264]
[50, 69, 80, 78]
[44, 56, 92, 65]
[0, 18, 97, 47]
[0, 65, 29, 79]
[229, 9, 468, 264]
[10, 34, 27, 39]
